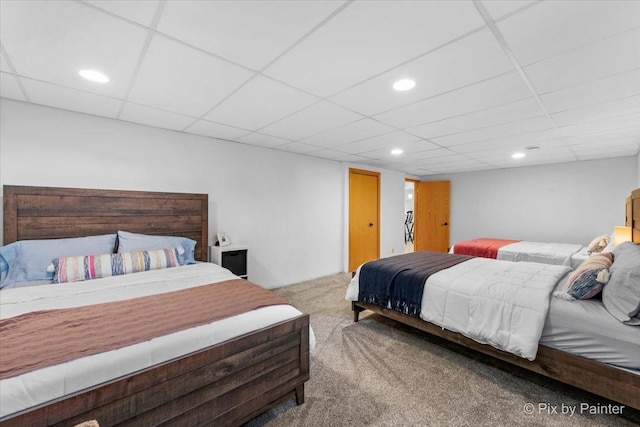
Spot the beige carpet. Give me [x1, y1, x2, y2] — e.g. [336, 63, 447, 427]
[246, 273, 639, 426]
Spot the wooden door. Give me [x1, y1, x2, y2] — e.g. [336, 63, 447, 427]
[349, 168, 380, 271]
[414, 180, 450, 253]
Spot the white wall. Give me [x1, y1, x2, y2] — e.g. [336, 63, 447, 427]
[637, 151, 640, 187]
[424, 157, 637, 246]
[0, 99, 347, 288]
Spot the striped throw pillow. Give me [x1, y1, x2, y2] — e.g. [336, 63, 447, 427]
[52, 248, 180, 284]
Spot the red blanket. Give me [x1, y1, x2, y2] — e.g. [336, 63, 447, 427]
[0, 279, 289, 380]
[453, 238, 520, 259]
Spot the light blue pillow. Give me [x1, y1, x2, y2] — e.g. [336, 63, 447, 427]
[117, 231, 197, 265]
[0, 242, 19, 287]
[1, 234, 117, 288]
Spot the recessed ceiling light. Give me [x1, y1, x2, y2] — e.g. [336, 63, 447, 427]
[391, 148, 403, 155]
[408, 193, 413, 200]
[512, 152, 525, 159]
[79, 69, 109, 83]
[392, 79, 415, 91]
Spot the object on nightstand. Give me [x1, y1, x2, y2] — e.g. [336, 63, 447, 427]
[216, 232, 231, 247]
[209, 244, 248, 279]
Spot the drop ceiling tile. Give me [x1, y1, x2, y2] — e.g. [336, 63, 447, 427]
[488, 147, 577, 167]
[84, 0, 160, 26]
[408, 98, 542, 140]
[128, 35, 254, 117]
[205, 76, 317, 131]
[0, 0, 148, 98]
[466, 138, 568, 157]
[540, 69, 640, 114]
[331, 28, 514, 116]
[429, 161, 496, 174]
[273, 142, 321, 154]
[310, 150, 372, 163]
[568, 137, 640, 152]
[0, 72, 26, 101]
[412, 148, 459, 161]
[235, 132, 292, 148]
[185, 119, 250, 141]
[360, 140, 442, 159]
[301, 118, 395, 149]
[158, 1, 342, 70]
[554, 113, 640, 138]
[551, 95, 640, 127]
[481, 0, 537, 21]
[374, 71, 530, 129]
[575, 144, 640, 160]
[351, 158, 393, 168]
[524, 29, 640, 95]
[432, 116, 554, 147]
[265, 0, 484, 97]
[119, 102, 195, 131]
[560, 129, 640, 147]
[339, 131, 426, 155]
[450, 127, 570, 153]
[21, 78, 121, 118]
[259, 101, 362, 141]
[497, 1, 640, 66]
[417, 154, 472, 166]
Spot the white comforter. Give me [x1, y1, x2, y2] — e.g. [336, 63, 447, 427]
[0, 263, 314, 418]
[496, 241, 585, 268]
[346, 257, 570, 360]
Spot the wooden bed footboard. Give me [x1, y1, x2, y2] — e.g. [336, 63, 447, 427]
[352, 301, 639, 411]
[0, 314, 310, 427]
[1, 185, 311, 426]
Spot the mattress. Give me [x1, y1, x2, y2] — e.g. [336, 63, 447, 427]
[0, 263, 315, 418]
[541, 280, 640, 370]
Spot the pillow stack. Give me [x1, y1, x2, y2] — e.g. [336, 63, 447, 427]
[586, 234, 610, 254]
[557, 252, 613, 300]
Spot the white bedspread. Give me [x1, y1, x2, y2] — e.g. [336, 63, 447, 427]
[420, 258, 570, 360]
[497, 241, 584, 267]
[346, 257, 570, 360]
[0, 263, 314, 418]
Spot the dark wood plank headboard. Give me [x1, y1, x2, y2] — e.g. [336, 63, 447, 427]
[3, 186, 209, 261]
[632, 188, 640, 244]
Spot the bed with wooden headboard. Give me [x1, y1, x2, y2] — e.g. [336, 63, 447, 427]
[1, 185, 309, 427]
[351, 188, 640, 411]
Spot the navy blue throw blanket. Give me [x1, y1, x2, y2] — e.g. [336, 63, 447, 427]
[358, 251, 474, 317]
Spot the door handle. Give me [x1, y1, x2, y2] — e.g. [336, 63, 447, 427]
[442, 222, 448, 226]
[369, 223, 374, 227]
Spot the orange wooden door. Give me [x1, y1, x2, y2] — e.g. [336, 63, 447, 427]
[349, 168, 380, 271]
[414, 180, 450, 253]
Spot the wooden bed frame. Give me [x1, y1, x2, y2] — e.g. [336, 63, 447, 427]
[1, 185, 309, 427]
[353, 188, 640, 411]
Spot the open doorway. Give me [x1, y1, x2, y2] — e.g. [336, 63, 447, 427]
[404, 179, 417, 253]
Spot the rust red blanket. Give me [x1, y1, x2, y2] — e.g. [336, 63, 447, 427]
[0, 279, 289, 380]
[453, 238, 520, 259]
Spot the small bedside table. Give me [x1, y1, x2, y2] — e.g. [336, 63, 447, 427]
[209, 244, 248, 279]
